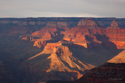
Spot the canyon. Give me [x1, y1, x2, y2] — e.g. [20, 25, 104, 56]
[0, 17, 125, 83]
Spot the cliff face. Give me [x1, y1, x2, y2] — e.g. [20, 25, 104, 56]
[0, 17, 125, 83]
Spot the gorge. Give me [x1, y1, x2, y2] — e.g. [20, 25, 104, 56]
[0, 17, 125, 83]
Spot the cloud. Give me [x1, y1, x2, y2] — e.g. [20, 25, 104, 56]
[0, 0, 125, 18]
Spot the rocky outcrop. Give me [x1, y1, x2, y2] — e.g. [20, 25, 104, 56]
[73, 63, 125, 83]
[107, 20, 120, 29]
[62, 28, 90, 43]
[31, 27, 57, 48]
[49, 45, 72, 57]
[104, 20, 125, 49]
[33, 41, 47, 48]
[22, 36, 28, 40]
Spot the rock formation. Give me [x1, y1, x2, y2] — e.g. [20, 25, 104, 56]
[28, 44, 96, 81]
[104, 20, 125, 49]
[31, 27, 57, 38]
[1, 17, 125, 83]
[33, 41, 47, 48]
[17, 18, 125, 82]
[107, 20, 120, 29]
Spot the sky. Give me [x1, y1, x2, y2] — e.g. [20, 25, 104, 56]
[0, 0, 125, 18]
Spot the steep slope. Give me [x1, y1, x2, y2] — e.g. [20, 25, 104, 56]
[73, 63, 125, 83]
[108, 50, 125, 63]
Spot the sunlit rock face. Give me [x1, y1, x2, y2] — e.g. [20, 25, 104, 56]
[46, 45, 95, 80]
[104, 20, 125, 49]
[53, 45, 72, 57]
[31, 27, 57, 38]
[33, 41, 47, 48]
[108, 50, 125, 63]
